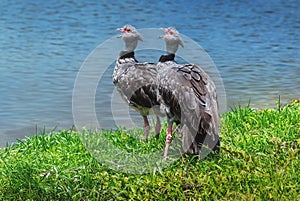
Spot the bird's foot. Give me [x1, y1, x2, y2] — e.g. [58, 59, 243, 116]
[163, 124, 173, 159]
[155, 118, 161, 139]
[141, 116, 150, 141]
[163, 144, 170, 161]
[141, 125, 150, 141]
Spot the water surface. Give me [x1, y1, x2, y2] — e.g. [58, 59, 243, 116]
[0, 0, 299, 146]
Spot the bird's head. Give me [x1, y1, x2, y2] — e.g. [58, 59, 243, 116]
[159, 27, 184, 54]
[117, 24, 142, 52]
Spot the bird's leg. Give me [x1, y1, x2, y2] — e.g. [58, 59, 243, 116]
[141, 116, 150, 141]
[163, 119, 173, 159]
[155, 115, 161, 139]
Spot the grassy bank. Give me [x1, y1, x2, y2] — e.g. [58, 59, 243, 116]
[0, 100, 299, 200]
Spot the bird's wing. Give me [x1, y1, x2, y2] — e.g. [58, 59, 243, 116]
[114, 62, 158, 112]
[180, 64, 219, 153]
[158, 63, 219, 153]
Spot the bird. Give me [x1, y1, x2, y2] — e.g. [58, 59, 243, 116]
[112, 24, 161, 140]
[156, 27, 220, 158]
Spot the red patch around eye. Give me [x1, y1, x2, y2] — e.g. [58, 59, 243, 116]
[166, 29, 173, 35]
[123, 28, 131, 33]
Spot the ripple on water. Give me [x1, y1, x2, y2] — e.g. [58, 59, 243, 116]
[0, 0, 299, 146]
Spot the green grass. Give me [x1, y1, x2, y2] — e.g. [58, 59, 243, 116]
[0, 100, 299, 200]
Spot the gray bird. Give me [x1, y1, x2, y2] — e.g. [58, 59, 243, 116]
[156, 27, 220, 158]
[113, 24, 161, 140]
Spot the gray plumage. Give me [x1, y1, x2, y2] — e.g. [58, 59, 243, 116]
[157, 27, 220, 158]
[113, 54, 159, 116]
[113, 25, 161, 139]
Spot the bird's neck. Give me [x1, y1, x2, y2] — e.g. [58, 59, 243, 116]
[159, 53, 175, 62]
[119, 50, 138, 62]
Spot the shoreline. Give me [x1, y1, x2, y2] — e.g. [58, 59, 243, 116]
[1, 98, 299, 149]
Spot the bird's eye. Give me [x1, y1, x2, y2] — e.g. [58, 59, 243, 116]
[127, 29, 131, 32]
[169, 31, 174, 35]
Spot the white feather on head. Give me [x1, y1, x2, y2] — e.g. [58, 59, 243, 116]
[160, 27, 184, 54]
[117, 24, 142, 52]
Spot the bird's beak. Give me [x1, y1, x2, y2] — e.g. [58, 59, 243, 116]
[160, 28, 168, 33]
[116, 28, 124, 38]
[116, 27, 126, 34]
[159, 28, 166, 39]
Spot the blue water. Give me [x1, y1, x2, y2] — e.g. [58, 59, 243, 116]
[0, 0, 299, 147]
